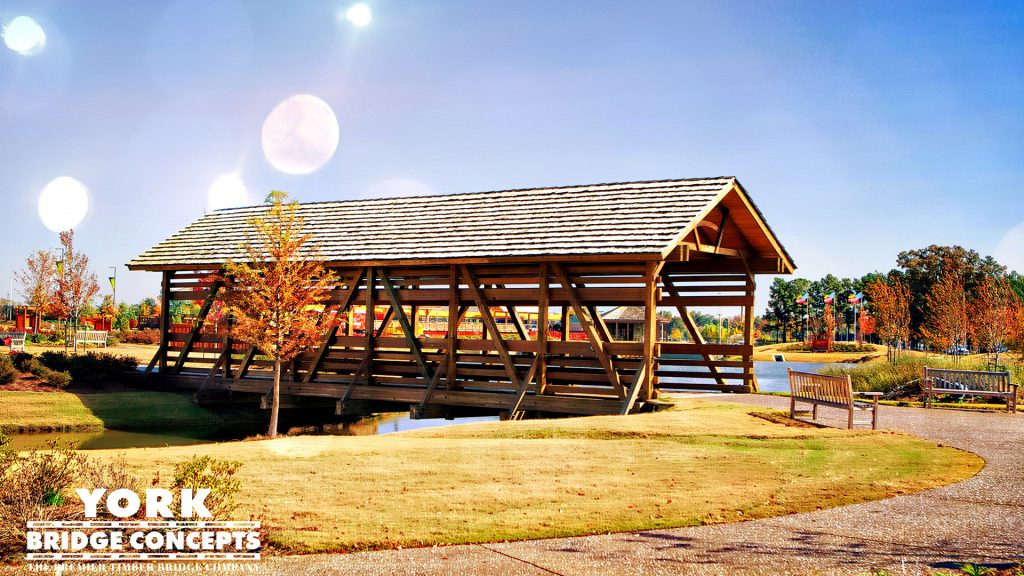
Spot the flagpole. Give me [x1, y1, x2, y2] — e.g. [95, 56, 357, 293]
[109, 267, 117, 307]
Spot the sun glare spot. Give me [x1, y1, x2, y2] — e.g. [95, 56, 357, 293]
[994, 222, 1024, 274]
[207, 174, 249, 211]
[2, 15, 46, 55]
[261, 94, 340, 175]
[345, 3, 372, 27]
[38, 176, 89, 232]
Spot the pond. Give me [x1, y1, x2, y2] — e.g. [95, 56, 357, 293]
[8, 413, 499, 451]
[659, 360, 854, 393]
[9, 361, 847, 451]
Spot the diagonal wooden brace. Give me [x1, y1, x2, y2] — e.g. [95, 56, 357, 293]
[551, 264, 625, 398]
[459, 265, 526, 394]
[173, 281, 223, 373]
[619, 362, 648, 415]
[379, 269, 435, 382]
[661, 276, 727, 387]
[304, 268, 366, 383]
[507, 355, 541, 419]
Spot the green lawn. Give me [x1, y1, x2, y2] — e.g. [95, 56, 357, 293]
[0, 390, 262, 432]
[93, 399, 982, 554]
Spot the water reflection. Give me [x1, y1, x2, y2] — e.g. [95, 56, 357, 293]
[10, 362, 841, 451]
[659, 361, 854, 393]
[9, 412, 499, 451]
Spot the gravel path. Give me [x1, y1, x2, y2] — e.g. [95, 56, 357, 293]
[266, 396, 1023, 576]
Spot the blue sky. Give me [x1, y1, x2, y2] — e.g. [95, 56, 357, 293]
[1, 0, 1022, 312]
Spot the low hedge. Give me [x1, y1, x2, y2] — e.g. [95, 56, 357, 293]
[36, 352, 138, 385]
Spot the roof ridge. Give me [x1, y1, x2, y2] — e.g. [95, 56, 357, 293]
[210, 176, 736, 213]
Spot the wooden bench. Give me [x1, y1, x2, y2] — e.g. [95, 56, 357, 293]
[74, 330, 108, 348]
[788, 369, 880, 429]
[922, 367, 1017, 413]
[0, 331, 26, 353]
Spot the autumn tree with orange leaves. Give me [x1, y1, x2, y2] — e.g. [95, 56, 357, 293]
[823, 302, 836, 343]
[866, 276, 911, 362]
[15, 250, 56, 334]
[970, 276, 1018, 368]
[52, 230, 101, 351]
[921, 267, 969, 362]
[220, 191, 337, 437]
[859, 308, 875, 341]
[1010, 306, 1024, 363]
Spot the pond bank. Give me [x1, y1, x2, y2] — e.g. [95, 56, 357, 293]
[0, 389, 265, 433]
[84, 398, 980, 555]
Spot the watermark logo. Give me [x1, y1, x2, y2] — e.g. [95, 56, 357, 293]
[25, 488, 261, 562]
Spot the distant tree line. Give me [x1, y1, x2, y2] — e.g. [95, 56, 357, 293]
[764, 244, 1024, 364]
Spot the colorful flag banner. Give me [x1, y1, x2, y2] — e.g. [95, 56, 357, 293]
[109, 276, 116, 290]
[796, 293, 808, 305]
[824, 292, 835, 304]
[848, 292, 863, 304]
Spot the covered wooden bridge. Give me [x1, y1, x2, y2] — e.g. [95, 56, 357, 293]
[128, 177, 794, 418]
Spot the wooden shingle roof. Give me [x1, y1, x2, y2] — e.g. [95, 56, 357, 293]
[128, 177, 790, 270]
[601, 306, 647, 322]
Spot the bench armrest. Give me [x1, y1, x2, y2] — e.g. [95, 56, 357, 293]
[853, 391, 883, 396]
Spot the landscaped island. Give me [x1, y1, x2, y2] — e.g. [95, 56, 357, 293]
[80, 398, 978, 553]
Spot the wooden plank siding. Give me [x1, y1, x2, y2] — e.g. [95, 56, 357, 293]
[150, 261, 767, 415]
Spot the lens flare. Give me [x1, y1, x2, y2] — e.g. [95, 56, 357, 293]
[207, 174, 249, 211]
[261, 94, 340, 175]
[2, 16, 46, 55]
[39, 177, 89, 232]
[345, 4, 372, 27]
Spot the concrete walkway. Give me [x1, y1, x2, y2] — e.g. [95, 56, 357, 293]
[268, 396, 1023, 576]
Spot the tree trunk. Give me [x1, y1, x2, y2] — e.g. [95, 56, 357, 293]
[268, 359, 281, 438]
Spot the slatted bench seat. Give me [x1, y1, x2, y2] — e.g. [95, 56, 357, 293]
[788, 369, 880, 429]
[922, 367, 1017, 413]
[0, 331, 26, 353]
[74, 330, 108, 348]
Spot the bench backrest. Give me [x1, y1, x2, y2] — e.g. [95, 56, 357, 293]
[924, 367, 1011, 393]
[0, 332, 26, 351]
[76, 330, 107, 342]
[788, 369, 853, 405]
[75, 330, 108, 344]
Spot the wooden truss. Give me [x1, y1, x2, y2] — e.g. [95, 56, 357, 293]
[150, 251, 761, 417]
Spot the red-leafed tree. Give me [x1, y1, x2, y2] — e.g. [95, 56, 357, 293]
[1010, 305, 1024, 363]
[52, 231, 101, 350]
[823, 302, 836, 343]
[220, 191, 337, 437]
[866, 276, 911, 362]
[970, 276, 1018, 368]
[15, 250, 57, 334]
[921, 267, 969, 362]
[859, 309, 876, 342]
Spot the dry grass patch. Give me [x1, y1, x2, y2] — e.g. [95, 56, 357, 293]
[751, 343, 889, 363]
[92, 399, 981, 554]
[0, 390, 262, 432]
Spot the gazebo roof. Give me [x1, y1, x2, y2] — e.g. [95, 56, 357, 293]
[601, 306, 669, 324]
